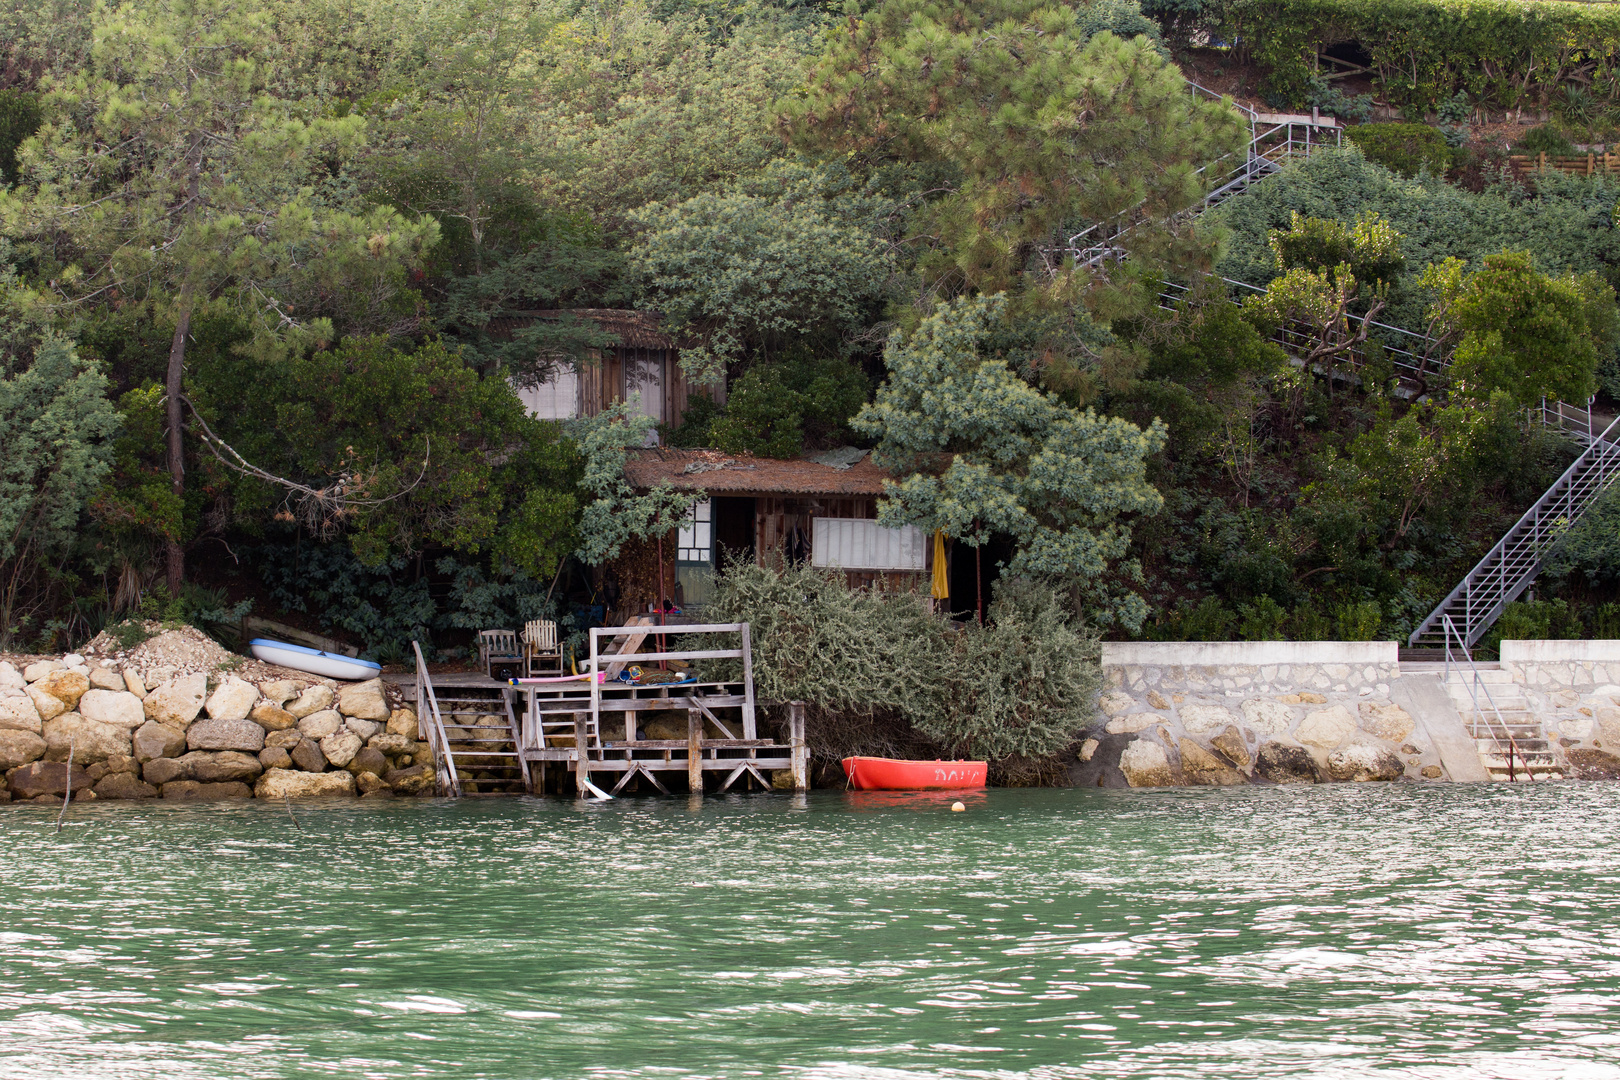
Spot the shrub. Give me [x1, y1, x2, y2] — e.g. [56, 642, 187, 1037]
[1345, 124, 1455, 177]
[706, 355, 869, 459]
[1514, 124, 1575, 158]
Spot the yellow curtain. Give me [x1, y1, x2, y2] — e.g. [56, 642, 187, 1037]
[931, 530, 950, 601]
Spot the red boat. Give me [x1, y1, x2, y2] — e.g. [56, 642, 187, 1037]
[841, 756, 988, 790]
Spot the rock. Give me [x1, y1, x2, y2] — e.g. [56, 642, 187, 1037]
[1145, 690, 1171, 710]
[1209, 725, 1251, 769]
[1240, 698, 1295, 735]
[0, 729, 46, 769]
[22, 660, 61, 682]
[384, 763, 435, 794]
[1296, 706, 1357, 751]
[1180, 703, 1238, 734]
[290, 738, 327, 772]
[123, 669, 147, 698]
[1420, 765, 1443, 779]
[0, 695, 43, 734]
[1104, 715, 1155, 735]
[7, 760, 91, 799]
[1179, 739, 1246, 785]
[144, 674, 208, 729]
[1358, 702, 1415, 743]
[347, 746, 389, 776]
[61, 653, 83, 667]
[1078, 738, 1100, 763]
[258, 680, 302, 706]
[321, 730, 362, 768]
[43, 714, 132, 763]
[286, 684, 334, 719]
[205, 677, 260, 721]
[297, 710, 343, 740]
[338, 678, 390, 721]
[250, 704, 297, 731]
[1561, 717, 1594, 740]
[259, 746, 293, 770]
[1323, 738, 1405, 782]
[1256, 740, 1319, 784]
[34, 669, 88, 709]
[0, 661, 22, 690]
[367, 733, 410, 755]
[143, 756, 194, 785]
[187, 718, 266, 753]
[132, 721, 187, 763]
[1119, 739, 1176, 787]
[88, 668, 124, 692]
[94, 772, 157, 799]
[355, 770, 389, 794]
[186, 750, 264, 783]
[1097, 690, 1137, 716]
[386, 709, 418, 741]
[162, 780, 252, 801]
[265, 729, 303, 749]
[254, 768, 357, 799]
[78, 689, 147, 730]
[344, 717, 381, 741]
[1566, 748, 1620, 780]
[1279, 692, 1327, 705]
[26, 685, 70, 722]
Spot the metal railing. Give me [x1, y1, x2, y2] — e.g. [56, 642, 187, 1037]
[1442, 614, 1522, 782]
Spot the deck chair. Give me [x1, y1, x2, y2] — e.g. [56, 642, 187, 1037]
[478, 628, 523, 680]
[523, 619, 563, 677]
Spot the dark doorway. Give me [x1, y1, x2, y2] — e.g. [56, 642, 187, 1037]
[948, 532, 1017, 622]
[712, 497, 756, 569]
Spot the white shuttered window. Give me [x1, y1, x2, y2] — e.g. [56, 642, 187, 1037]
[811, 518, 925, 572]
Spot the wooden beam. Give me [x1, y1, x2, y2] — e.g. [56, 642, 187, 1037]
[688, 709, 704, 795]
[789, 701, 809, 792]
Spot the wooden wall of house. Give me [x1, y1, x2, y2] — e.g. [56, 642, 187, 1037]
[753, 495, 930, 592]
[576, 347, 717, 429]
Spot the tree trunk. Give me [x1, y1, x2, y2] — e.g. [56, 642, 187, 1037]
[165, 306, 192, 595]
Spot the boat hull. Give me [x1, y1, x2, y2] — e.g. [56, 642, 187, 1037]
[249, 639, 381, 682]
[841, 756, 987, 791]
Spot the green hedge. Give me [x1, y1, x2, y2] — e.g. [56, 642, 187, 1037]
[1344, 123, 1455, 176]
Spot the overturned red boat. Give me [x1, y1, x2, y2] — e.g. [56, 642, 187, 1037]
[841, 756, 987, 791]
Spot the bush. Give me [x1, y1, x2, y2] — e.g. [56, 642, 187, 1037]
[706, 355, 869, 459]
[1345, 124, 1455, 177]
[1514, 125, 1576, 158]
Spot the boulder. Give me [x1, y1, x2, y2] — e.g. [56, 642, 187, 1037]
[1239, 698, 1295, 736]
[0, 729, 46, 770]
[1118, 739, 1176, 787]
[1179, 738, 1247, 786]
[1209, 725, 1252, 770]
[384, 763, 435, 794]
[1256, 740, 1319, 784]
[144, 674, 207, 729]
[355, 770, 389, 794]
[79, 690, 147, 730]
[1358, 702, 1415, 743]
[254, 768, 357, 799]
[123, 669, 147, 698]
[264, 728, 303, 750]
[34, 669, 89, 709]
[187, 750, 264, 783]
[321, 730, 362, 769]
[7, 760, 91, 799]
[26, 685, 70, 722]
[187, 717, 266, 754]
[346, 746, 389, 777]
[1180, 703, 1239, 734]
[162, 780, 252, 801]
[258, 680, 303, 706]
[344, 717, 381, 741]
[338, 678, 390, 721]
[133, 720, 187, 763]
[1078, 738, 1100, 763]
[143, 756, 194, 786]
[1097, 690, 1137, 717]
[367, 733, 410, 755]
[259, 746, 293, 771]
[0, 695, 43, 734]
[386, 709, 418, 741]
[290, 738, 327, 772]
[250, 703, 297, 731]
[88, 667, 124, 692]
[94, 772, 157, 800]
[0, 661, 23, 690]
[1296, 706, 1357, 751]
[1323, 738, 1405, 782]
[1420, 765, 1443, 779]
[297, 710, 343, 740]
[22, 660, 61, 682]
[205, 677, 260, 721]
[43, 714, 132, 763]
[286, 684, 334, 719]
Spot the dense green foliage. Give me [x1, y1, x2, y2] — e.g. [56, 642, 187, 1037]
[1343, 124, 1455, 179]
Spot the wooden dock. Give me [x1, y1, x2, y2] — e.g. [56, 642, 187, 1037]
[408, 623, 807, 797]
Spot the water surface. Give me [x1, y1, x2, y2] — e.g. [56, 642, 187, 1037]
[3, 783, 1619, 1078]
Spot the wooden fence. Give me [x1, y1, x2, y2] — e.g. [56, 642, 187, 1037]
[1509, 152, 1620, 177]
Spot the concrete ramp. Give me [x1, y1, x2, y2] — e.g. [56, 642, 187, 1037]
[1391, 673, 1490, 782]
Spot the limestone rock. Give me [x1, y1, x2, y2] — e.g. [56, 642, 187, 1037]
[1240, 698, 1294, 735]
[321, 730, 362, 769]
[347, 746, 388, 777]
[1097, 690, 1137, 717]
[187, 718, 266, 753]
[123, 669, 147, 698]
[22, 660, 61, 682]
[205, 677, 260, 721]
[0, 661, 22, 690]
[386, 709, 418, 741]
[344, 717, 381, 741]
[1145, 690, 1171, 710]
[143, 756, 194, 786]
[1119, 739, 1176, 787]
[34, 669, 89, 709]
[254, 768, 357, 799]
[1420, 765, 1443, 779]
[1323, 738, 1404, 782]
[1104, 715, 1156, 735]
[94, 772, 157, 799]
[367, 733, 410, 755]
[79, 689, 147, 730]
[338, 678, 390, 721]
[1296, 706, 1357, 751]
[1279, 692, 1327, 705]
[0, 729, 46, 769]
[88, 668, 124, 692]
[1597, 709, 1620, 747]
[0, 695, 43, 734]
[1256, 740, 1318, 784]
[259, 746, 293, 771]
[1179, 738, 1246, 785]
[144, 674, 207, 729]
[186, 750, 264, 783]
[264, 729, 303, 749]
[1561, 717, 1594, 740]
[250, 704, 297, 731]
[1358, 702, 1415, 743]
[7, 760, 91, 799]
[258, 680, 302, 706]
[384, 763, 435, 794]
[43, 714, 132, 763]
[133, 721, 187, 763]
[1209, 725, 1251, 769]
[1078, 738, 1100, 763]
[290, 738, 327, 772]
[355, 770, 389, 794]
[1180, 703, 1238, 734]
[26, 685, 69, 722]
[162, 780, 252, 801]
[297, 710, 343, 740]
[286, 684, 334, 719]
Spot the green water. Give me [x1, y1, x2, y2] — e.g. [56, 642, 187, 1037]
[3, 784, 1620, 1078]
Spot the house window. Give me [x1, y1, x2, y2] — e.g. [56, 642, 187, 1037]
[811, 518, 926, 571]
[675, 499, 713, 606]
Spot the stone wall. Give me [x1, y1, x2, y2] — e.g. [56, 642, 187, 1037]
[1498, 641, 1620, 775]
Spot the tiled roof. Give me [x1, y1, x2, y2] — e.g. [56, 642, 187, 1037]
[624, 448, 893, 496]
[486, 309, 678, 350]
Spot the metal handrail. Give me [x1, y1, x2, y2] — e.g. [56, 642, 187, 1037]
[411, 639, 460, 797]
[1442, 614, 1522, 782]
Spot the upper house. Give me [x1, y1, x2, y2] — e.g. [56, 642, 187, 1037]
[491, 308, 722, 435]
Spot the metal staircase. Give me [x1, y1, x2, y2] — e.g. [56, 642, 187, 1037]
[1440, 616, 1561, 780]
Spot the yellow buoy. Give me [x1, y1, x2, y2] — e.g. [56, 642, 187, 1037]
[951, 801, 966, 812]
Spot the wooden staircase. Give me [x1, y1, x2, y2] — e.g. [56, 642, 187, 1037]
[436, 688, 530, 794]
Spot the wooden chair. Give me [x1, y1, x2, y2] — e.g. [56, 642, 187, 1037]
[523, 619, 563, 677]
[478, 629, 522, 680]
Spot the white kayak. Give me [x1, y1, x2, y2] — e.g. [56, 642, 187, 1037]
[249, 638, 381, 681]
